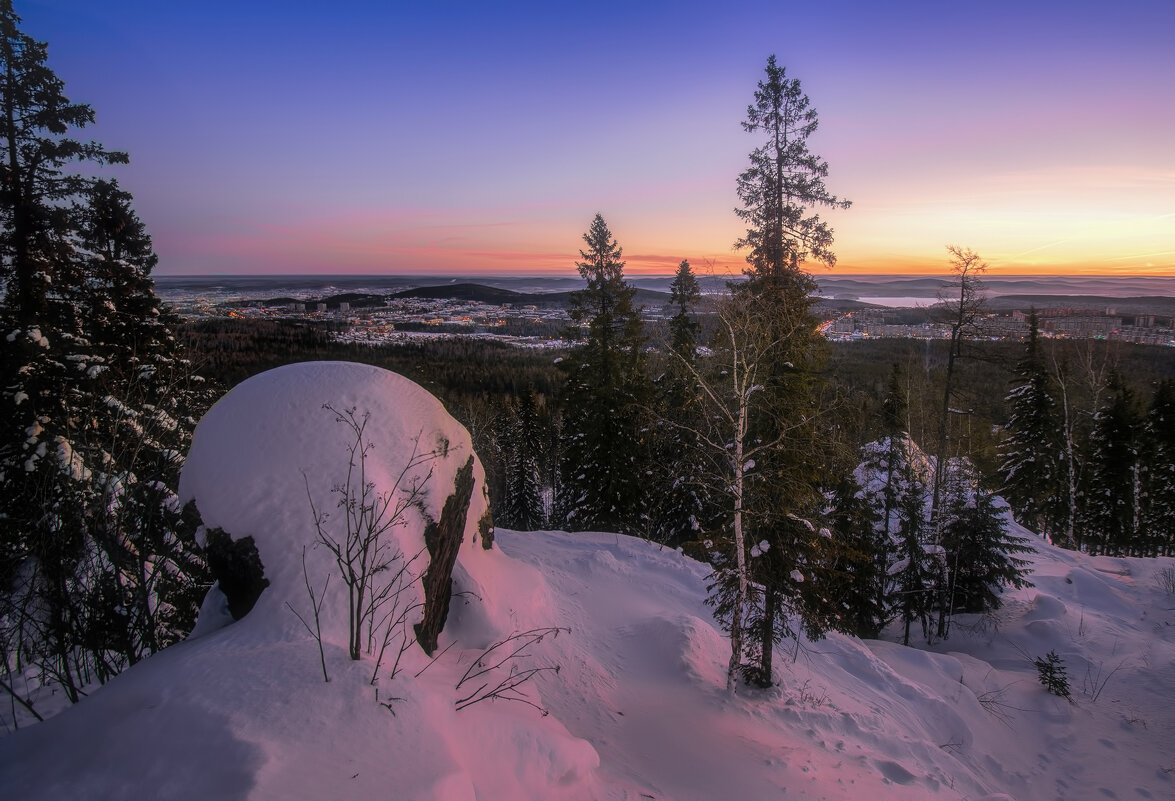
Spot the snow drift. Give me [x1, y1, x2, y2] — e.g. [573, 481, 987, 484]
[2, 361, 1174, 800]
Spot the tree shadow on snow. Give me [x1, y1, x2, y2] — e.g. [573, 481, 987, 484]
[0, 693, 262, 801]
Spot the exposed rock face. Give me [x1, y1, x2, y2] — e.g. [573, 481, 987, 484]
[416, 456, 476, 654]
[202, 527, 270, 620]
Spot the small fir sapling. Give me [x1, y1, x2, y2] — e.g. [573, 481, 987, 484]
[1035, 650, 1072, 700]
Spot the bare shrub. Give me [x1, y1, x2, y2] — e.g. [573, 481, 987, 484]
[455, 627, 570, 714]
[286, 547, 330, 682]
[293, 405, 443, 685]
[974, 679, 1024, 727]
[1155, 566, 1175, 596]
[1081, 658, 1127, 703]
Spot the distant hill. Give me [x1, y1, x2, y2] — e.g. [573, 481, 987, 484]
[222, 285, 559, 309]
[224, 282, 882, 314]
[813, 298, 884, 314]
[221, 293, 389, 309]
[385, 283, 893, 314]
[388, 282, 675, 309]
[389, 283, 567, 306]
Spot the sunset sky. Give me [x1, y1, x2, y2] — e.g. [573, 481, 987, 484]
[20, 0, 1174, 277]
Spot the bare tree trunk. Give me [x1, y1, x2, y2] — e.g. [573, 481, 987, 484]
[1055, 363, 1079, 549]
[726, 594, 744, 693]
[758, 586, 777, 684]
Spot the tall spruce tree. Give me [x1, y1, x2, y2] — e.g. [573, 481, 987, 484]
[844, 364, 910, 637]
[742, 56, 847, 686]
[892, 452, 934, 646]
[501, 391, 546, 531]
[854, 431, 941, 645]
[735, 54, 850, 280]
[998, 310, 1066, 541]
[715, 55, 849, 687]
[556, 214, 647, 535]
[0, 0, 128, 326]
[646, 258, 715, 545]
[938, 462, 1032, 623]
[0, 5, 211, 709]
[1084, 375, 1142, 556]
[668, 259, 701, 360]
[73, 179, 213, 661]
[824, 471, 885, 639]
[1141, 380, 1175, 557]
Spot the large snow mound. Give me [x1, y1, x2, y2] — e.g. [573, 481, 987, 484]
[178, 361, 506, 646]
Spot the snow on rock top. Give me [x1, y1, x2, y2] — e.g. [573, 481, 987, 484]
[179, 361, 501, 645]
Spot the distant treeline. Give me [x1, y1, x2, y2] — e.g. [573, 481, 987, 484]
[183, 315, 1175, 491]
[182, 317, 564, 411]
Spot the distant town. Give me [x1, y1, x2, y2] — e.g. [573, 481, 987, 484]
[823, 306, 1175, 347]
[161, 280, 1175, 349]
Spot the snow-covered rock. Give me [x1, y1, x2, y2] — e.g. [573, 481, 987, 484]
[177, 361, 503, 649]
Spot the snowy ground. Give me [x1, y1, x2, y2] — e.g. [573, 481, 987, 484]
[2, 362, 1173, 800]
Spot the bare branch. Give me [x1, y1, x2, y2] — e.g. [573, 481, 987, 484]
[285, 546, 330, 682]
[453, 627, 570, 715]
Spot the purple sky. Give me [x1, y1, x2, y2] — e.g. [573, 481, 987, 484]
[20, 0, 1175, 276]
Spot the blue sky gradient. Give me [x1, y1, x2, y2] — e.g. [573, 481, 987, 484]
[19, 0, 1175, 276]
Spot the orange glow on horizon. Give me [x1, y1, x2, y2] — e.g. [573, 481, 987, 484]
[155, 205, 1174, 278]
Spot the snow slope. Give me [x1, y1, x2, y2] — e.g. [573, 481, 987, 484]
[2, 362, 1174, 800]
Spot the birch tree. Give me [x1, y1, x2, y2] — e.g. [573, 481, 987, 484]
[668, 290, 823, 690]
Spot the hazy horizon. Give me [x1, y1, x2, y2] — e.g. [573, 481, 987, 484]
[154, 272, 1175, 304]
